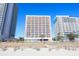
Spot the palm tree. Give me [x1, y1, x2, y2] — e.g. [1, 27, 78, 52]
[19, 37, 24, 42]
[66, 33, 78, 42]
[56, 36, 64, 42]
[19, 37, 24, 48]
[16, 39, 20, 43]
[56, 33, 64, 42]
[52, 37, 56, 41]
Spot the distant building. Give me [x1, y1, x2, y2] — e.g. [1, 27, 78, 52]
[0, 3, 18, 40]
[55, 15, 79, 41]
[25, 15, 52, 41]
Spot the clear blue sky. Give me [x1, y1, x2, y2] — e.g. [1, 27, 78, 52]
[15, 3, 79, 38]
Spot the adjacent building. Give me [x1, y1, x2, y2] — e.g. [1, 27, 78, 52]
[0, 3, 18, 40]
[55, 15, 79, 40]
[25, 15, 52, 41]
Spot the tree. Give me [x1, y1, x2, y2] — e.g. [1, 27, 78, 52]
[66, 33, 78, 42]
[16, 39, 20, 43]
[52, 37, 56, 41]
[56, 33, 64, 41]
[19, 37, 24, 42]
[19, 37, 24, 47]
[56, 36, 64, 41]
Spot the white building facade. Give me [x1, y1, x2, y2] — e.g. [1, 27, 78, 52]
[25, 15, 52, 41]
[55, 15, 79, 41]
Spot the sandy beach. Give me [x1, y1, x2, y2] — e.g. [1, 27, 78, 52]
[0, 41, 79, 56]
[0, 48, 79, 56]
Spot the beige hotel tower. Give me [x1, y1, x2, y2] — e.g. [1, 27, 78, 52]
[25, 15, 52, 41]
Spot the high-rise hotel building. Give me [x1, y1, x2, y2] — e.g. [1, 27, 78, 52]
[0, 3, 18, 40]
[55, 15, 79, 39]
[25, 15, 52, 41]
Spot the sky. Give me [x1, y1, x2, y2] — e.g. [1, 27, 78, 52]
[15, 3, 79, 38]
